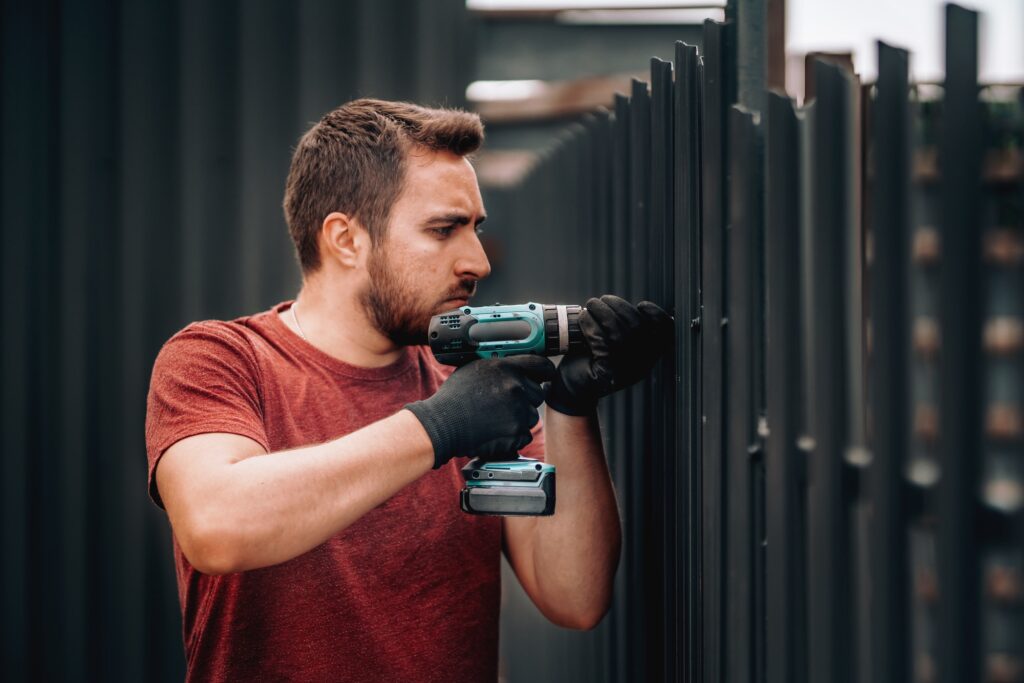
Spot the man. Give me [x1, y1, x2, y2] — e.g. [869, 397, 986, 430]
[145, 98, 671, 681]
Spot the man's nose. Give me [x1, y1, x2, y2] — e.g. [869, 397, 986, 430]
[454, 231, 491, 281]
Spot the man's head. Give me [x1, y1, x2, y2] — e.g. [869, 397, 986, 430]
[283, 99, 490, 346]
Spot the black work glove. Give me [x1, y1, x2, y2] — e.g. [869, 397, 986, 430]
[545, 295, 674, 416]
[405, 355, 557, 469]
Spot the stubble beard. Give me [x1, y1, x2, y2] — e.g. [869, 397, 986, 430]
[359, 244, 477, 347]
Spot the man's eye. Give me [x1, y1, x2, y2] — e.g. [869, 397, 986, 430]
[431, 227, 455, 237]
[475, 226, 485, 236]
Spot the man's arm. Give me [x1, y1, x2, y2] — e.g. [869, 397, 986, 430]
[501, 295, 672, 630]
[155, 354, 555, 576]
[502, 406, 621, 630]
[156, 409, 433, 575]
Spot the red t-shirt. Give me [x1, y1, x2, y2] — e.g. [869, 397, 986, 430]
[145, 301, 544, 682]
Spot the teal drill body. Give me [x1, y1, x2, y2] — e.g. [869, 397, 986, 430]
[428, 302, 585, 517]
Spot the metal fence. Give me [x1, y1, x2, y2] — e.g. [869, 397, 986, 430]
[498, 4, 1024, 682]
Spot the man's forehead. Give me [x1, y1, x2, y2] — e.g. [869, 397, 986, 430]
[404, 147, 476, 177]
[399, 150, 483, 209]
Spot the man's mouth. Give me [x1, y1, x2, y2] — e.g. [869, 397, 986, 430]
[442, 288, 475, 308]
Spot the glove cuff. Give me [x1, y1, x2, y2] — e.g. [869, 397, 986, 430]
[544, 375, 599, 417]
[405, 399, 467, 469]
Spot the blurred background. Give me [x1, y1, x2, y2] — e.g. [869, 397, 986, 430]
[2, 1, 1022, 681]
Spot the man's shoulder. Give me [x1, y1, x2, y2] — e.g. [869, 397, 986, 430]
[154, 310, 280, 379]
[162, 318, 255, 354]
[161, 305, 282, 354]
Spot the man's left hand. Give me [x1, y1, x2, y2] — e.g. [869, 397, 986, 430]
[545, 295, 673, 416]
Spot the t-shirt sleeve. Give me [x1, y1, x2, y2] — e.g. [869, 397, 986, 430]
[145, 321, 269, 509]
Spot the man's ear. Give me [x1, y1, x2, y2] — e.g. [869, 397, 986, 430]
[320, 212, 369, 269]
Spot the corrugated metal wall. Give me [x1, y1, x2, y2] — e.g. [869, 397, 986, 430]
[498, 4, 1024, 683]
[0, 1, 471, 679]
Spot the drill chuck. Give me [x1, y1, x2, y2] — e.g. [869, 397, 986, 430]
[428, 302, 585, 366]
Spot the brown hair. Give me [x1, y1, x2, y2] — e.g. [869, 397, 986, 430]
[283, 98, 484, 273]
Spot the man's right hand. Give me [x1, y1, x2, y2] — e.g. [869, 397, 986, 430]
[405, 355, 557, 468]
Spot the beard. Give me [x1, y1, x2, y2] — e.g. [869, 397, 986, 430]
[358, 244, 477, 347]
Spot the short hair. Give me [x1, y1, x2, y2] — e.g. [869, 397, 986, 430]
[283, 98, 485, 273]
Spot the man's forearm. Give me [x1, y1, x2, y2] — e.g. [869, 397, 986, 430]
[512, 406, 621, 628]
[178, 410, 434, 574]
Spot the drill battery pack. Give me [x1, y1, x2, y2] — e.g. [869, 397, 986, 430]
[460, 457, 556, 516]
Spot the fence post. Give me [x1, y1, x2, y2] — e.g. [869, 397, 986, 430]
[868, 40, 912, 683]
[699, 19, 736, 683]
[674, 39, 704, 683]
[764, 91, 808, 683]
[937, 5, 983, 682]
[805, 58, 856, 683]
[725, 105, 763, 683]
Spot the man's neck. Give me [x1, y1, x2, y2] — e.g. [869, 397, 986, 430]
[281, 277, 405, 369]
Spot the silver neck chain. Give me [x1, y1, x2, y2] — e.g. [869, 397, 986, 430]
[290, 301, 308, 341]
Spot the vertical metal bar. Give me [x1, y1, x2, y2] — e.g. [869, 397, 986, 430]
[766, 0, 785, 91]
[650, 56, 675, 682]
[568, 127, 583, 302]
[734, 0, 765, 114]
[806, 58, 854, 683]
[123, 3, 188, 679]
[357, 0, 416, 100]
[1, 2, 55, 679]
[590, 107, 615, 682]
[584, 113, 601, 300]
[297, 0, 359, 127]
[59, 0, 118, 677]
[675, 41, 704, 683]
[700, 20, 735, 683]
[764, 91, 807, 683]
[87, 11, 125, 679]
[610, 92, 632, 683]
[573, 121, 598, 683]
[748, 85, 770, 683]
[566, 128, 580, 300]
[726, 104, 761, 683]
[628, 76, 653, 682]
[238, 1, 298, 312]
[937, 6, 983, 682]
[869, 40, 912, 683]
[414, 0, 474, 107]
[179, 0, 242, 321]
[850, 75, 872, 683]
[904, 61, 942, 683]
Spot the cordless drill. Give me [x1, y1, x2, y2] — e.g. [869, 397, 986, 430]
[428, 302, 586, 516]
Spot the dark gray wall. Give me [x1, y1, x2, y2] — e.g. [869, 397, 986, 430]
[0, 1, 471, 680]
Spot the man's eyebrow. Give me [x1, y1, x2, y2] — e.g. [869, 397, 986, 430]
[423, 213, 487, 226]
